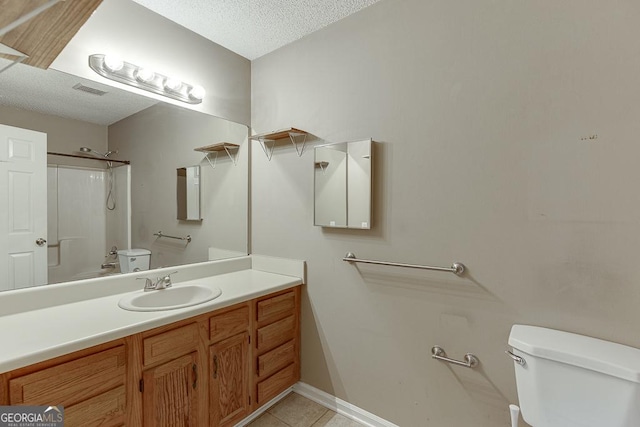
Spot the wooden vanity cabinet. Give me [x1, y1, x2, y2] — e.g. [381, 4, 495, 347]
[209, 304, 252, 427]
[2, 341, 127, 427]
[139, 321, 206, 427]
[0, 286, 301, 426]
[253, 287, 301, 408]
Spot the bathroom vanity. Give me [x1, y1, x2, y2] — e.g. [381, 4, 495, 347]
[0, 256, 303, 426]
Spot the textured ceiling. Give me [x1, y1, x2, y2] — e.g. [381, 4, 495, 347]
[0, 59, 158, 126]
[130, 0, 383, 60]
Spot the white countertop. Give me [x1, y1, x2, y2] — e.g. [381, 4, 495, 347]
[0, 255, 304, 373]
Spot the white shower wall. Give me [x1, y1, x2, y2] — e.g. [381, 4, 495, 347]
[47, 165, 130, 283]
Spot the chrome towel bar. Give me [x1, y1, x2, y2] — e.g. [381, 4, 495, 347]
[343, 252, 465, 275]
[431, 346, 478, 368]
[153, 231, 192, 243]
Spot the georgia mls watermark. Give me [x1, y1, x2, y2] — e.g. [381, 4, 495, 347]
[0, 406, 64, 427]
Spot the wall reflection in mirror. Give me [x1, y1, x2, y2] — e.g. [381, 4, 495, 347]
[314, 139, 372, 229]
[0, 61, 249, 291]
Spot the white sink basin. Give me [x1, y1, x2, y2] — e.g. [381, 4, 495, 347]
[118, 285, 222, 312]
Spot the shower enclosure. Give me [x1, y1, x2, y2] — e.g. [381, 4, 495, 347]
[47, 152, 131, 284]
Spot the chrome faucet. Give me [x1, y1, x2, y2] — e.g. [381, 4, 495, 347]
[101, 262, 118, 269]
[137, 271, 178, 292]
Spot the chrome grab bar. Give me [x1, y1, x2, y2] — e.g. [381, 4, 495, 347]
[431, 346, 478, 368]
[343, 252, 465, 276]
[505, 350, 526, 366]
[153, 231, 192, 243]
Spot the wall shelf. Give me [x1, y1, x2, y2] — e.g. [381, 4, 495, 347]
[249, 128, 308, 160]
[194, 142, 240, 168]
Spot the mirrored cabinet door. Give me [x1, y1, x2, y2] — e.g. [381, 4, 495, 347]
[177, 165, 202, 221]
[314, 139, 372, 229]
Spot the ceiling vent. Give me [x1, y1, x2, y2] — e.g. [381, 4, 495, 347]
[72, 83, 107, 96]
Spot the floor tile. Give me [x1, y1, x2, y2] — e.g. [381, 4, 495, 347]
[269, 393, 329, 426]
[248, 412, 290, 427]
[311, 412, 363, 427]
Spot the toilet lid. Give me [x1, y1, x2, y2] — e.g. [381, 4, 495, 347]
[509, 325, 640, 383]
[117, 248, 151, 256]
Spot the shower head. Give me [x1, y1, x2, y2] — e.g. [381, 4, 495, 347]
[79, 147, 118, 158]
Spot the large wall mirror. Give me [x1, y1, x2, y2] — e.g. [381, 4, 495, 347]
[0, 60, 248, 291]
[314, 139, 372, 229]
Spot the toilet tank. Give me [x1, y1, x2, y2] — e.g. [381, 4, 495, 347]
[508, 325, 640, 427]
[117, 249, 151, 273]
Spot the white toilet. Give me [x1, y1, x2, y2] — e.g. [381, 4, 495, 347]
[117, 249, 151, 273]
[508, 325, 640, 427]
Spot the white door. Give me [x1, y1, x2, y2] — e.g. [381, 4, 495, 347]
[0, 124, 47, 291]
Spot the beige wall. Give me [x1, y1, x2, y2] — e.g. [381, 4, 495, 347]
[108, 103, 249, 269]
[251, 0, 640, 425]
[0, 105, 107, 168]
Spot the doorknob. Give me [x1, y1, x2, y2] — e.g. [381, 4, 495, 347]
[36, 238, 47, 246]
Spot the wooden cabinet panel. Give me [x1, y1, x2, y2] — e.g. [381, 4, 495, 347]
[9, 345, 125, 407]
[257, 291, 295, 324]
[256, 364, 297, 406]
[143, 323, 199, 366]
[256, 315, 295, 352]
[210, 304, 249, 343]
[210, 333, 250, 427]
[257, 340, 295, 379]
[0, 0, 103, 69]
[65, 385, 126, 427]
[142, 352, 199, 427]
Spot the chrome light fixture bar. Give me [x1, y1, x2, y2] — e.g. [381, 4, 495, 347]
[88, 54, 205, 104]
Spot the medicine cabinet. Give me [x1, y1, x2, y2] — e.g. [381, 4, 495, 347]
[177, 165, 202, 221]
[314, 139, 372, 229]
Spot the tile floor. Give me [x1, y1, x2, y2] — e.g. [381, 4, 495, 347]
[248, 392, 364, 427]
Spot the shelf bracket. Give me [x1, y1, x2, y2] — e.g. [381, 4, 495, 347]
[205, 151, 218, 169]
[289, 131, 307, 157]
[315, 161, 329, 174]
[223, 144, 239, 166]
[259, 138, 276, 161]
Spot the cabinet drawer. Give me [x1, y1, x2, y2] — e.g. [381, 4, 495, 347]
[256, 315, 295, 352]
[9, 346, 125, 407]
[65, 385, 126, 427]
[257, 291, 295, 324]
[257, 340, 294, 379]
[210, 305, 249, 343]
[143, 323, 199, 366]
[257, 364, 297, 406]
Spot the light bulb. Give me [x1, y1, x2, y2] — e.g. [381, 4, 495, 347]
[164, 77, 182, 91]
[135, 67, 155, 83]
[103, 55, 124, 72]
[189, 85, 205, 100]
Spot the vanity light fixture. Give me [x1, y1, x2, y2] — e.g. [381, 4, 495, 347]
[88, 54, 205, 104]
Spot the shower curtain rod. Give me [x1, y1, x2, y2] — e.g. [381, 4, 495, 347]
[47, 151, 130, 165]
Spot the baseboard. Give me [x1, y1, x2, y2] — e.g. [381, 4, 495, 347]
[292, 382, 399, 427]
[234, 386, 293, 427]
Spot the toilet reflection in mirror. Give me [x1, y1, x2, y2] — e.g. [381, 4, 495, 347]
[314, 138, 372, 229]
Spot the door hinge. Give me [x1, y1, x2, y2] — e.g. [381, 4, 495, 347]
[249, 395, 251, 405]
[139, 379, 144, 392]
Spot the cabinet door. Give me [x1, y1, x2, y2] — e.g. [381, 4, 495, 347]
[9, 345, 126, 426]
[142, 352, 199, 427]
[210, 333, 249, 427]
